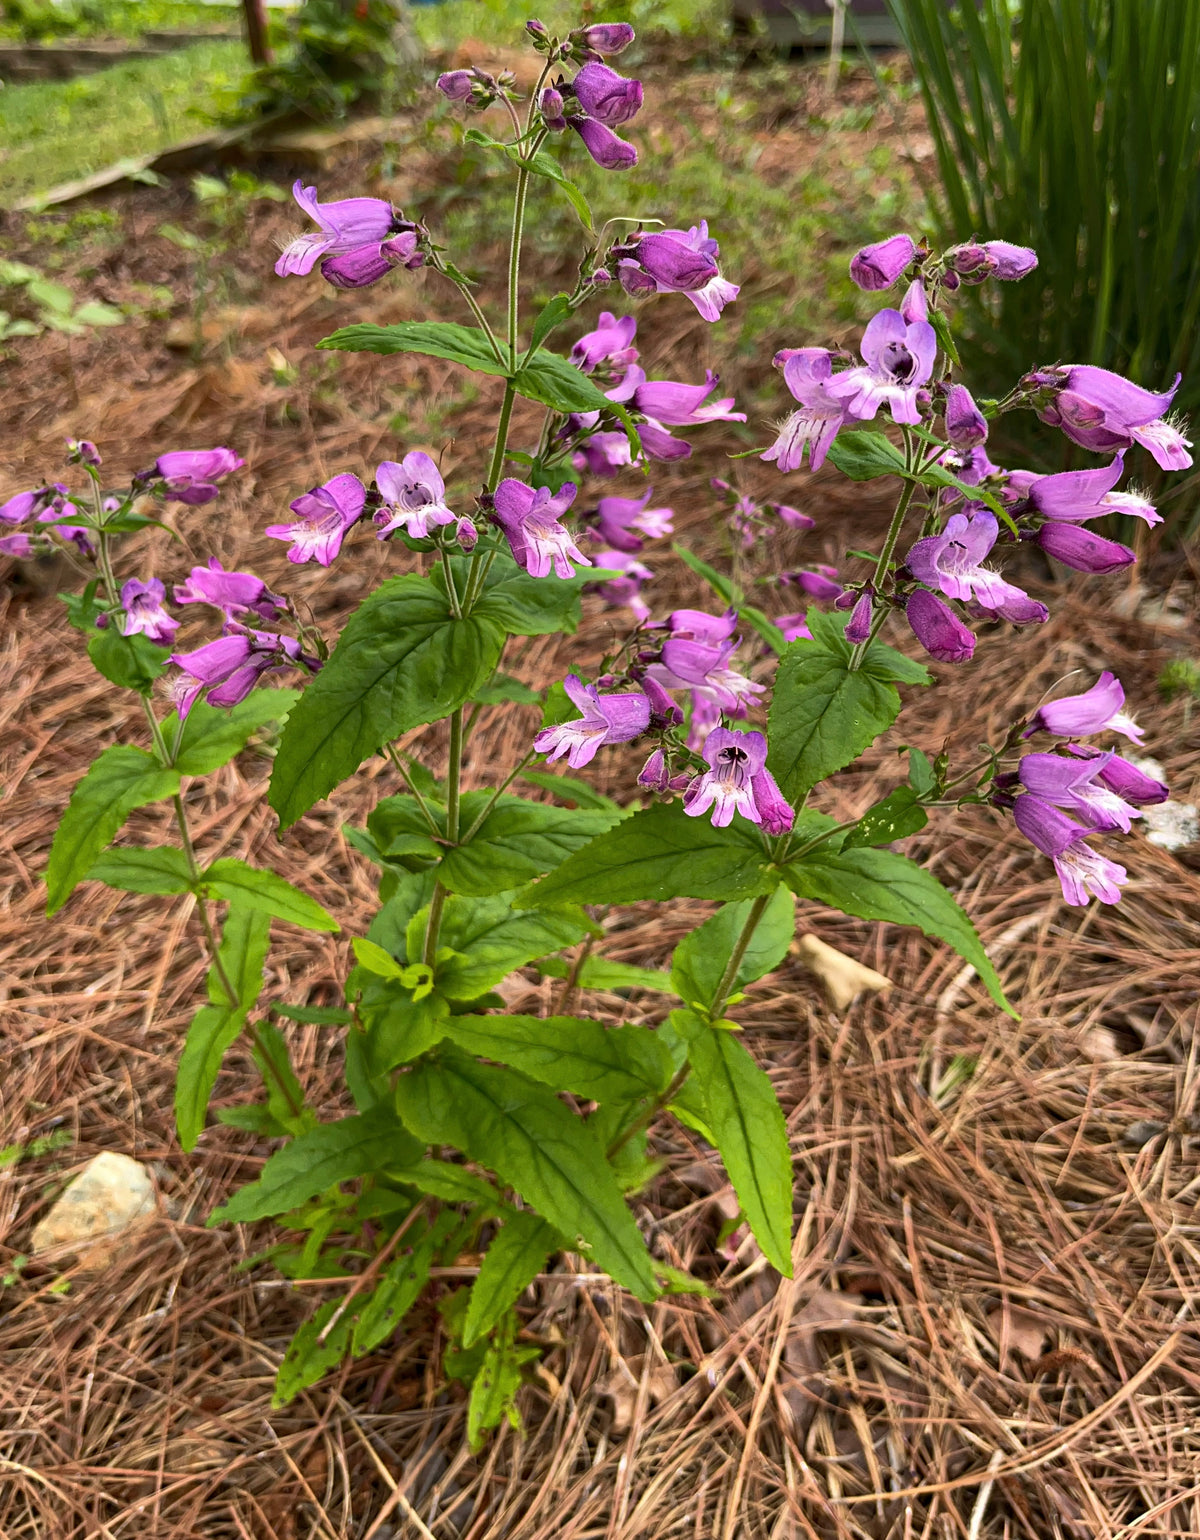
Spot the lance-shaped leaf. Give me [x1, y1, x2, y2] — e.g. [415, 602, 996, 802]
[352, 1211, 459, 1356]
[47, 745, 181, 914]
[175, 904, 271, 1150]
[670, 887, 795, 1011]
[515, 798, 778, 908]
[783, 845, 1014, 1015]
[444, 1014, 672, 1102]
[270, 575, 505, 828]
[441, 795, 623, 897]
[317, 319, 509, 375]
[86, 845, 193, 895]
[211, 1104, 424, 1222]
[202, 858, 339, 932]
[165, 688, 300, 776]
[674, 1010, 793, 1275]
[394, 1050, 657, 1298]
[433, 893, 592, 998]
[463, 1209, 558, 1347]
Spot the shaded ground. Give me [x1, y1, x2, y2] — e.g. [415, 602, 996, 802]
[2, 50, 1200, 1540]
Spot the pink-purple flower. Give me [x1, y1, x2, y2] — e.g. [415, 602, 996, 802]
[1012, 794, 1127, 907]
[174, 558, 285, 621]
[906, 508, 1046, 624]
[761, 348, 852, 473]
[572, 62, 643, 125]
[119, 578, 178, 645]
[169, 627, 318, 719]
[944, 383, 988, 449]
[614, 223, 739, 322]
[825, 308, 936, 426]
[569, 311, 639, 374]
[906, 588, 975, 663]
[1035, 521, 1136, 574]
[153, 448, 243, 505]
[683, 727, 794, 833]
[1011, 455, 1160, 527]
[532, 674, 650, 767]
[569, 115, 638, 170]
[585, 547, 654, 621]
[849, 234, 916, 292]
[1023, 671, 1144, 743]
[1018, 751, 1143, 832]
[374, 453, 456, 540]
[275, 181, 422, 289]
[1037, 365, 1192, 470]
[586, 487, 674, 552]
[490, 479, 590, 579]
[265, 473, 367, 566]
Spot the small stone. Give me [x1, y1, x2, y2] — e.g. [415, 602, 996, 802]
[30, 1151, 156, 1260]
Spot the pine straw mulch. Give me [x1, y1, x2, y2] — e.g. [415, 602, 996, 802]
[3, 100, 1200, 1540]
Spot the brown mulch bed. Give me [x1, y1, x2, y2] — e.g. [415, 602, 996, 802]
[3, 66, 1200, 1540]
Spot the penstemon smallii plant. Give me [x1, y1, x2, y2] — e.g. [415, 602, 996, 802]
[15, 16, 1187, 1442]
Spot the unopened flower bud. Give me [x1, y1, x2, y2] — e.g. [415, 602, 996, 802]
[589, 267, 613, 286]
[526, 19, 549, 40]
[67, 438, 101, 466]
[899, 279, 928, 324]
[455, 516, 478, 552]
[844, 592, 873, 644]
[945, 241, 994, 276]
[540, 86, 566, 125]
[849, 233, 916, 292]
[574, 23, 635, 55]
[980, 240, 1037, 280]
[640, 673, 683, 727]
[944, 382, 988, 449]
[941, 270, 961, 291]
[906, 589, 975, 663]
[436, 70, 474, 101]
[637, 749, 671, 794]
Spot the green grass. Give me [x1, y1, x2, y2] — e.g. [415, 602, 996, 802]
[0, 39, 248, 205]
[0, 1, 226, 43]
[409, 0, 729, 53]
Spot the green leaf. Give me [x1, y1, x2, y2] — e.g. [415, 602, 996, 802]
[782, 846, 1014, 1015]
[467, 550, 591, 636]
[85, 845, 193, 895]
[529, 293, 574, 353]
[517, 768, 621, 811]
[270, 575, 505, 828]
[512, 349, 615, 416]
[175, 905, 271, 1151]
[670, 888, 795, 1010]
[827, 429, 908, 481]
[251, 1019, 313, 1134]
[537, 956, 677, 994]
[442, 796, 623, 897]
[842, 786, 929, 849]
[317, 319, 508, 375]
[676, 1011, 793, 1274]
[434, 894, 592, 999]
[467, 1336, 539, 1450]
[905, 746, 938, 796]
[443, 1014, 672, 1103]
[167, 689, 300, 776]
[672, 546, 786, 655]
[463, 1209, 557, 1347]
[273, 1300, 352, 1406]
[516, 799, 778, 908]
[87, 628, 169, 693]
[270, 1002, 352, 1026]
[211, 1105, 424, 1223]
[46, 745, 181, 915]
[357, 983, 450, 1075]
[471, 673, 541, 705]
[394, 1051, 656, 1298]
[513, 145, 594, 232]
[203, 858, 339, 932]
[352, 1213, 454, 1356]
[767, 616, 915, 801]
[392, 1158, 500, 1210]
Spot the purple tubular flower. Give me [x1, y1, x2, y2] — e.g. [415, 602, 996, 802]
[320, 244, 392, 289]
[569, 115, 637, 169]
[1044, 365, 1193, 470]
[1036, 521, 1136, 574]
[637, 748, 671, 793]
[945, 383, 988, 449]
[783, 564, 841, 602]
[154, 448, 243, 505]
[1024, 671, 1143, 743]
[586, 547, 653, 621]
[572, 62, 643, 125]
[906, 589, 975, 663]
[275, 181, 399, 279]
[1018, 456, 1161, 528]
[899, 279, 928, 324]
[825, 308, 937, 426]
[576, 22, 635, 54]
[0, 531, 40, 557]
[1012, 794, 1127, 906]
[616, 223, 739, 322]
[437, 70, 474, 101]
[844, 592, 873, 644]
[750, 764, 795, 835]
[684, 727, 765, 827]
[169, 628, 316, 719]
[849, 233, 916, 292]
[762, 348, 849, 473]
[1066, 744, 1169, 805]
[540, 86, 567, 128]
[1, 488, 44, 524]
[572, 430, 634, 478]
[592, 488, 674, 552]
[491, 479, 590, 579]
[777, 612, 813, 642]
[980, 240, 1038, 279]
[569, 310, 638, 373]
[772, 502, 815, 531]
[265, 472, 367, 566]
[636, 420, 693, 462]
[373, 453, 456, 540]
[118, 578, 178, 645]
[532, 674, 650, 767]
[906, 508, 1041, 620]
[638, 672, 682, 726]
[630, 370, 745, 427]
[663, 607, 739, 645]
[174, 558, 285, 621]
[1018, 750, 1141, 832]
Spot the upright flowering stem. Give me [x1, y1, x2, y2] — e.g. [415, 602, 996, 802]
[848, 428, 917, 671]
[486, 384, 518, 493]
[423, 705, 464, 968]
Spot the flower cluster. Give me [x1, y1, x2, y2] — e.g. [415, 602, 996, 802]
[275, 182, 428, 292]
[1003, 674, 1168, 906]
[0, 481, 93, 559]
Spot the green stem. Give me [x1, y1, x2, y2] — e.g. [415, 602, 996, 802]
[458, 750, 534, 844]
[486, 381, 517, 493]
[709, 891, 773, 1021]
[847, 450, 918, 671]
[385, 744, 444, 839]
[439, 547, 462, 618]
[606, 1063, 691, 1163]
[422, 705, 464, 968]
[434, 260, 506, 366]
